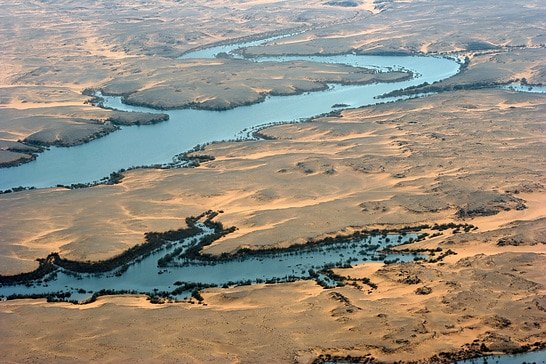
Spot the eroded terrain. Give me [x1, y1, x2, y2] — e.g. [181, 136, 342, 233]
[0, 0, 545, 363]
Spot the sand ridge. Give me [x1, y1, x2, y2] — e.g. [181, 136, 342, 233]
[1, 245, 544, 363]
[0, 0, 545, 362]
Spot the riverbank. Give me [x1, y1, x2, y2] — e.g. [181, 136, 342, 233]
[1, 0, 545, 362]
[1, 88, 544, 363]
[0, 104, 169, 169]
[0, 140, 41, 168]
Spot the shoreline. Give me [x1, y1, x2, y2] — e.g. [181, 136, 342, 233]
[0, 214, 469, 290]
[1, 1, 544, 362]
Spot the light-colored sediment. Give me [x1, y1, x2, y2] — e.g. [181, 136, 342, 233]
[1, 88, 545, 363]
[0, 0, 545, 363]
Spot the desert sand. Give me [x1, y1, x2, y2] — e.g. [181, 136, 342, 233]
[0, 0, 545, 363]
[0, 0, 378, 164]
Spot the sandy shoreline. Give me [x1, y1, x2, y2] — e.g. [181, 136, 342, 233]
[0, 0, 545, 362]
[1, 88, 544, 363]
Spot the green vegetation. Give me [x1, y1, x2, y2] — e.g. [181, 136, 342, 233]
[1, 186, 37, 194]
[0, 211, 222, 285]
[0, 218, 474, 303]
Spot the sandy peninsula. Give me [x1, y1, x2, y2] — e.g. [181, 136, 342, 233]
[0, 0, 377, 166]
[0, 0, 545, 363]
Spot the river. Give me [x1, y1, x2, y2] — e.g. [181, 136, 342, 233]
[0, 220, 421, 302]
[2, 34, 544, 364]
[0, 35, 461, 190]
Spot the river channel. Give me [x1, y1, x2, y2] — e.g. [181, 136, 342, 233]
[0, 219, 421, 302]
[0, 35, 461, 190]
[1, 36, 457, 300]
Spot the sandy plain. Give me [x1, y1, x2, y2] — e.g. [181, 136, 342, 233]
[0, 0, 378, 165]
[0, 0, 545, 363]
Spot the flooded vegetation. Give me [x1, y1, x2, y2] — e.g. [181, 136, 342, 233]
[0, 211, 444, 303]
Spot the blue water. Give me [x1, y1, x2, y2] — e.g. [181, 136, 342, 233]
[0, 221, 421, 302]
[0, 36, 461, 190]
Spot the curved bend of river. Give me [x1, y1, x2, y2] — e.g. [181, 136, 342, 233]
[0, 35, 461, 191]
[0, 218, 422, 302]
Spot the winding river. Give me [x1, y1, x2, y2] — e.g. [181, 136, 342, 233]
[2, 36, 544, 363]
[0, 220, 421, 302]
[0, 36, 461, 190]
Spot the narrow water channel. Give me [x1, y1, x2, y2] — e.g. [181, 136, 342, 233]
[0, 219, 421, 302]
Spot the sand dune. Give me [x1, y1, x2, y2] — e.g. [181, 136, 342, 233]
[0, 0, 545, 362]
